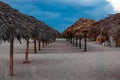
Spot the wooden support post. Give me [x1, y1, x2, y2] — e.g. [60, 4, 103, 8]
[72, 37, 73, 44]
[34, 39, 36, 53]
[10, 39, 14, 76]
[79, 38, 81, 49]
[68, 38, 69, 42]
[73, 37, 75, 45]
[23, 39, 30, 64]
[38, 41, 41, 51]
[66, 38, 67, 41]
[84, 31, 87, 51]
[72, 37, 74, 44]
[42, 41, 44, 48]
[70, 37, 72, 43]
[69, 38, 71, 42]
[45, 42, 47, 46]
[75, 38, 78, 47]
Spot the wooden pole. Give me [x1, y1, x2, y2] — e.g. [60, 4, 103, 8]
[38, 41, 41, 51]
[45, 42, 47, 46]
[73, 37, 74, 45]
[75, 38, 78, 47]
[68, 38, 70, 42]
[79, 38, 81, 49]
[84, 31, 87, 51]
[69, 38, 71, 42]
[42, 41, 44, 48]
[34, 39, 36, 53]
[66, 38, 68, 41]
[70, 37, 72, 44]
[10, 39, 14, 76]
[23, 39, 30, 64]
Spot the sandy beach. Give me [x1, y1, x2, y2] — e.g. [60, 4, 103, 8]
[0, 39, 120, 80]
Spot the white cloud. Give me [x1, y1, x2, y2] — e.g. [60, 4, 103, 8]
[106, 0, 120, 12]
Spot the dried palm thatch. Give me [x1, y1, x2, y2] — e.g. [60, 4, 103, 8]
[0, 2, 36, 41]
[25, 16, 59, 42]
[0, 1, 60, 76]
[89, 13, 120, 41]
[108, 23, 120, 43]
[39, 21, 59, 41]
[0, 1, 40, 76]
[72, 18, 96, 38]
[0, 1, 58, 41]
[0, 1, 46, 76]
[22, 15, 46, 40]
[62, 18, 96, 38]
[70, 18, 96, 35]
[62, 26, 73, 38]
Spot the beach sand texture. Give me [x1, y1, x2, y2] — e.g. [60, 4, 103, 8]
[0, 39, 120, 80]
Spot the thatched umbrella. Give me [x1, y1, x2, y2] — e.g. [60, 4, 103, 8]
[72, 18, 96, 51]
[0, 1, 43, 76]
[62, 18, 96, 45]
[27, 16, 59, 52]
[89, 13, 120, 46]
[22, 15, 45, 54]
[109, 24, 120, 46]
[38, 21, 59, 48]
[63, 26, 75, 44]
[22, 15, 59, 64]
[63, 18, 96, 51]
[0, 1, 59, 76]
[39, 21, 59, 40]
[71, 18, 96, 37]
[62, 26, 73, 38]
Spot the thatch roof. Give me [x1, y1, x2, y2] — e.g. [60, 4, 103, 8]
[73, 18, 96, 38]
[62, 18, 96, 38]
[0, 1, 59, 42]
[89, 13, 120, 40]
[62, 26, 72, 38]
[24, 15, 59, 41]
[0, 2, 36, 41]
[70, 18, 96, 35]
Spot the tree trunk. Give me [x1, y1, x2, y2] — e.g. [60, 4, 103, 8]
[10, 39, 14, 76]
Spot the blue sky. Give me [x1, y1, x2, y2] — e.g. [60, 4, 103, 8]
[0, 0, 118, 33]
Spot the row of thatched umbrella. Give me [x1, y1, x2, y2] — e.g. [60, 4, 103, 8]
[89, 13, 120, 46]
[62, 18, 96, 51]
[0, 1, 59, 76]
[63, 12, 120, 49]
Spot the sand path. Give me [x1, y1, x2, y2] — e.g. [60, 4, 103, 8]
[0, 39, 120, 80]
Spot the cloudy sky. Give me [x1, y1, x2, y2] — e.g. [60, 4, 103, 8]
[0, 0, 119, 33]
